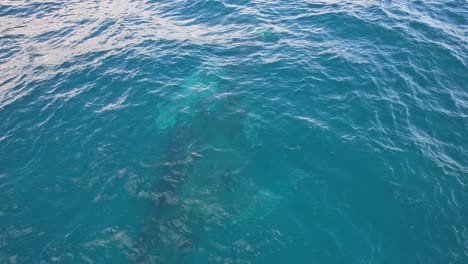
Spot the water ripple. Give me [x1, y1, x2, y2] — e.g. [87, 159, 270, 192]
[0, 0, 467, 263]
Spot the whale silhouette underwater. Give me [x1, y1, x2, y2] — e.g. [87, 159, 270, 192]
[131, 58, 288, 262]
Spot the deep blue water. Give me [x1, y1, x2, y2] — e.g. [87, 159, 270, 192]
[0, 0, 467, 263]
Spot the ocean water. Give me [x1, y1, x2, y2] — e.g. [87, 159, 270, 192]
[0, 0, 467, 263]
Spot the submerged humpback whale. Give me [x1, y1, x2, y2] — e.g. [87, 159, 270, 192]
[133, 58, 287, 262]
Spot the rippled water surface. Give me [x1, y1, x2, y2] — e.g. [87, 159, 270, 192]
[1, 0, 467, 263]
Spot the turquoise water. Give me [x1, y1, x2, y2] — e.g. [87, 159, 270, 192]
[0, 0, 467, 263]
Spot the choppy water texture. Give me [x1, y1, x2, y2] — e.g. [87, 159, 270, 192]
[1, 0, 467, 263]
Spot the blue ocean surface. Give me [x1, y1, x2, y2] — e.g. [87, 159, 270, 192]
[0, 0, 467, 263]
